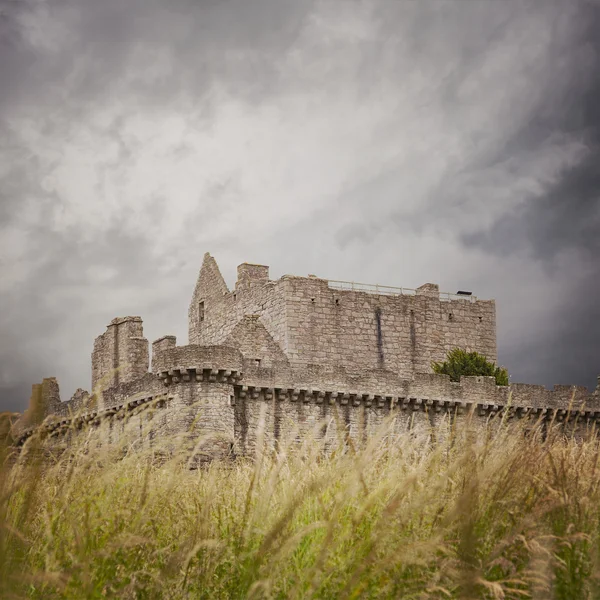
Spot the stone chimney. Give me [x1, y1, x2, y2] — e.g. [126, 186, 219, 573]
[236, 263, 269, 291]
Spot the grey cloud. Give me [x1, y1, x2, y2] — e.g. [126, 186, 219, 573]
[323, 1, 600, 392]
[0, 0, 315, 118]
[0, 222, 190, 412]
[499, 271, 600, 391]
[462, 2, 600, 393]
[461, 152, 600, 263]
[461, 1, 600, 262]
[2, 0, 600, 413]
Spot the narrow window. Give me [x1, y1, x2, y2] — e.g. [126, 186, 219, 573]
[448, 313, 453, 321]
[233, 293, 237, 302]
[255, 358, 261, 367]
[198, 301, 205, 322]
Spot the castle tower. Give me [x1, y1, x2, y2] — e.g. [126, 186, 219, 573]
[91, 316, 149, 392]
[187, 253, 497, 379]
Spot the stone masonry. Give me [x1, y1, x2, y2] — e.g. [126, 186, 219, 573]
[12, 252, 600, 456]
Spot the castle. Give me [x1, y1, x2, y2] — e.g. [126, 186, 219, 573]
[13, 253, 600, 455]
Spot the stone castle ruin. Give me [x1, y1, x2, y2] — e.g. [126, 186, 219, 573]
[13, 252, 600, 455]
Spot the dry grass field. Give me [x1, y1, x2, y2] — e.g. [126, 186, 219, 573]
[2, 411, 600, 599]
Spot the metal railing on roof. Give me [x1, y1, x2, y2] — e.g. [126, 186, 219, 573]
[326, 279, 478, 302]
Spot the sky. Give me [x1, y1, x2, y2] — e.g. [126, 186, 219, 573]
[1, 0, 599, 413]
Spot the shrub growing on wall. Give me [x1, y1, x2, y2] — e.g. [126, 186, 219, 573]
[432, 348, 509, 386]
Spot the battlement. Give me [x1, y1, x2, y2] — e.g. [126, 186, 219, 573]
[153, 344, 243, 380]
[16, 359, 600, 454]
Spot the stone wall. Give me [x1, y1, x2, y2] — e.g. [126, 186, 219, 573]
[279, 276, 496, 376]
[152, 345, 243, 377]
[15, 360, 600, 460]
[151, 336, 177, 371]
[92, 316, 149, 391]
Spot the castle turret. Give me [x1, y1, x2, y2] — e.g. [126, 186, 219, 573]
[91, 316, 149, 392]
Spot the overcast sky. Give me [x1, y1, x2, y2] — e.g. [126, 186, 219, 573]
[1, 0, 599, 413]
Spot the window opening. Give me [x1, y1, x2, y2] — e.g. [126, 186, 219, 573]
[198, 301, 205, 322]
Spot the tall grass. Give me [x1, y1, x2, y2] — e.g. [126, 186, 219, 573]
[2, 411, 600, 599]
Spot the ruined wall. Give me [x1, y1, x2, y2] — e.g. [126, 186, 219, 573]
[92, 316, 149, 391]
[20, 378, 61, 427]
[188, 253, 231, 345]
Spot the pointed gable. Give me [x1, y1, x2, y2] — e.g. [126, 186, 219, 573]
[188, 253, 230, 343]
[224, 315, 288, 369]
[192, 252, 229, 300]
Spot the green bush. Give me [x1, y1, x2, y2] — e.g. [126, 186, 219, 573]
[432, 348, 509, 386]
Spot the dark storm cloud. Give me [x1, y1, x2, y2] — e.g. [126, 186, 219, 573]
[505, 275, 600, 391]
[462, 0, 600, 262]
[457, 1, 600, 392]
[461, 152, 600, 262]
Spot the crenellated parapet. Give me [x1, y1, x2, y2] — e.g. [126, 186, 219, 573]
[13, 355, 600, 458]
[233, 383, 600, 419]
[15, 392, 172, 448]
